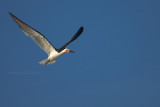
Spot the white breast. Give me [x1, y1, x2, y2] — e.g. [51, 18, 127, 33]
[48, 49, 67, 60]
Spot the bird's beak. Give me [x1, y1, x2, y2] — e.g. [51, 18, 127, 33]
[69, 50, 75, 53]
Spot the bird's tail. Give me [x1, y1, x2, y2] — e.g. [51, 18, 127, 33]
[38, 59, 56, 65]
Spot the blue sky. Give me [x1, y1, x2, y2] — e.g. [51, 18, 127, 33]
[0, 0, 160, 107]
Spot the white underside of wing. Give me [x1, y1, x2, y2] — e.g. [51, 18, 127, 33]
[10, 13, 57, 55]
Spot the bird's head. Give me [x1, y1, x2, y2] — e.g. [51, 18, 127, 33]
[65, 49, 74, 53]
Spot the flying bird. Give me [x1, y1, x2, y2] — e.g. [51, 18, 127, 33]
[9, 12, 84, 65]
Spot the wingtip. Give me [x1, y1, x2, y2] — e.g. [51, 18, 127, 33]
[79, 26, 84, 32]
[8, 12, 14, 17]
[8, 12, 18, 21]
[80, 26, 84, 30]
[8, 12, 12, 15]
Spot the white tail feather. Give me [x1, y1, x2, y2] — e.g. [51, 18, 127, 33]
[38, 59, 56, 65]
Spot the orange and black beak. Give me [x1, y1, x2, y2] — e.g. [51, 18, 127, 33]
[66, 49, 75, 53]
[69, 50, 75, 53]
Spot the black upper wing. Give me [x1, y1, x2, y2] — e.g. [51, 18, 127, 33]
[59, 26, 84, 51]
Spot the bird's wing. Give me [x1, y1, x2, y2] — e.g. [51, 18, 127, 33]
[59, 26, 84, 51]
[9, 12, 57, 55]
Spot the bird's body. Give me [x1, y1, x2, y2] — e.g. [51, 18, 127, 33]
[9, 12, 84, 65]
[39, 49, 67, 65]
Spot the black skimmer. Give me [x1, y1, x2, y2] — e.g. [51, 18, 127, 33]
[9, 12, 84, 65]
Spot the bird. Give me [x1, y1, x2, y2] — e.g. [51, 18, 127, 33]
[9, 12, 84, 65]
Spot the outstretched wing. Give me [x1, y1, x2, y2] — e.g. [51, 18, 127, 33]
[9, 12, 57, 55]
[59, 26, 84, 51]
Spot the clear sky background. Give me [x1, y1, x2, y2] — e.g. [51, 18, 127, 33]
[0, 0, 160, 107]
